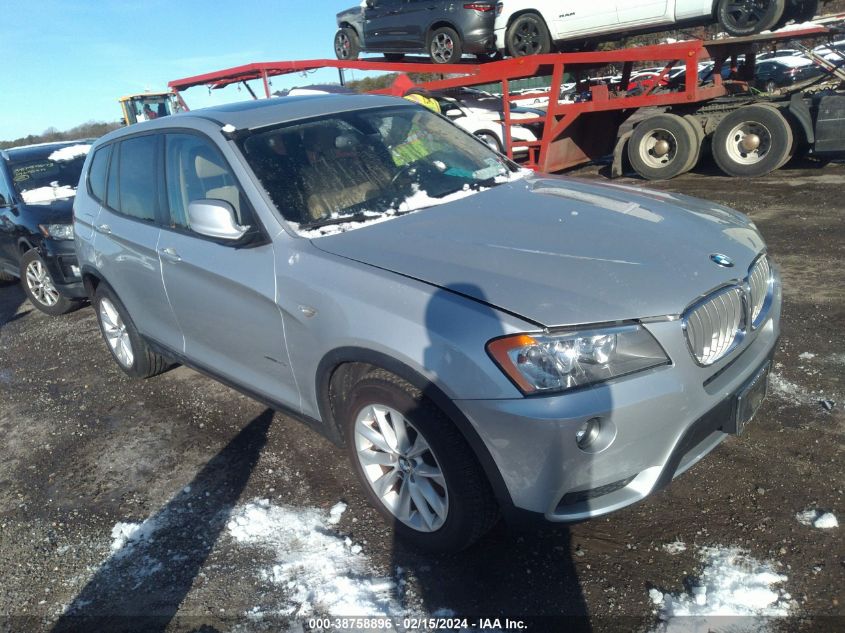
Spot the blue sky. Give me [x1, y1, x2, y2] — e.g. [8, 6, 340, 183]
[1, 0, 371, 140]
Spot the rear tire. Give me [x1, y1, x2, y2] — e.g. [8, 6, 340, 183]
[716, 0, 785, 36]
[334, 27, 360, 61]
[712, 104, 793, 177]
[343, 369, 499, 552]
[773, 0, 818, 28]
[428, 26, 463, 64]
[506, 13, 551, 57]
[628, 114, 698, 180]
[20, 249, 78, 316]
[93, 284, 170, 378]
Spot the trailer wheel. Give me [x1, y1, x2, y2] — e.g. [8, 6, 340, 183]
[716, 0, 785, 36]
[683, 115, 706, 173]
[712, 105, 793, 177]
[628, 114, 698, 181]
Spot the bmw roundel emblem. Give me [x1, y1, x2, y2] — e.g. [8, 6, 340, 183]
[710, 253, 734, 268]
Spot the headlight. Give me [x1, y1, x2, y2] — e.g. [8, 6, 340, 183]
[39, 223, 74, 240]
[487, 324, 669, 395]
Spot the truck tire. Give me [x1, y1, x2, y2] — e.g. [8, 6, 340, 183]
[628, 114, 698, 180]
[712, 104, 793, 177]
[773, 0, 818, 29]
[683, 115, 706, 173]
[506, 13, 552, 57]
[334, 27, 360, 61]
[716, 0, 785, 36]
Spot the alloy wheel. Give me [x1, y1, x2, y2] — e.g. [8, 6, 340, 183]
[513, 22, 542, 55]
[431, 33, 455, 63]
[98, 297, 134, 368]
[24, 259, 60, 307]
[335, 31, 351, 60]
[354, 404, 449, 532]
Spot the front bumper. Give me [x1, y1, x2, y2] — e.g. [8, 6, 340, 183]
[40, 239, 86, 299]
[455, 275, 781, 522]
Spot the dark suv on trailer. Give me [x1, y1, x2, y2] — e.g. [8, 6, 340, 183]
[335, 0, 497, 64]
[0, 141, 91, 315]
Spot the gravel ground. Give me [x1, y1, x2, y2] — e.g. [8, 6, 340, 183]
[0, 159, 842, 633]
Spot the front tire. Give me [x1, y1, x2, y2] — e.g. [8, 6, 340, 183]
[428, 26, 462, 64]
[93, 284, 170, 378]
[506, 13, 551, 57]
[334, 27, 360, 61]
[20, 249, 78, 316]
[716, 0, 785, 36]
[343, 370, 498, 552]
[712, 104, 793, 177]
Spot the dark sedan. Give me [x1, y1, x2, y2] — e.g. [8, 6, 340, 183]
[0, 141, 91, 314]
[754, 57, 824, 93]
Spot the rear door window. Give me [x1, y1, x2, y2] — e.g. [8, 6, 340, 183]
[113, 135, 158, 222]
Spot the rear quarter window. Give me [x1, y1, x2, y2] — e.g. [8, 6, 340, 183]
[87, 145, 111, 204]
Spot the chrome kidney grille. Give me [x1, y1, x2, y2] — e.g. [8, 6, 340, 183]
[683, 254, 774, 366]
[684, 286, 745, 366]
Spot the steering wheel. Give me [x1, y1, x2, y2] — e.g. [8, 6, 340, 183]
[389, 162, 420, 189]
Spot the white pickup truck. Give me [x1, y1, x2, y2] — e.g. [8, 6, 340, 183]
[495, 0, 819, 57]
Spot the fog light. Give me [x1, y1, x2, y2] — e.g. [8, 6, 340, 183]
[70, 265, 81, 278]
[576, 417, 601, 450]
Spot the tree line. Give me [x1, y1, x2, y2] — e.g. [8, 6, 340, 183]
[0, 120, 122, 150]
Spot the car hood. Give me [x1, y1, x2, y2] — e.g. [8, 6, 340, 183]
[19, 197, 75, 224]
[311, 175, 766, 327]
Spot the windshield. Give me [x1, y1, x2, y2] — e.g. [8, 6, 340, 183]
[8, 144, 90, 203]
[239, 106, 519, 236]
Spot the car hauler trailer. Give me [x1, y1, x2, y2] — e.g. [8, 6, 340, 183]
[168, 13, 845, 180]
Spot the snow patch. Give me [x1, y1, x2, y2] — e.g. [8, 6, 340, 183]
[292, 185, 483, 238]
[662, 541, 687, 555]
[798, 352, 815, 360]
[769, 373, 820, 407]
[796, 509, 838, 529]
[651, 546, 791, 632]
[20, 184, 77, 204]
[110, 517, 161, 555]
[221, 124, 237, 134]
[327, 501, 347, 525]
[227, 499, 401, 617]
[48, 144, 91, 162]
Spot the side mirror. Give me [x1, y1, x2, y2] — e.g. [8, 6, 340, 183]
[187, 199, 249, 241]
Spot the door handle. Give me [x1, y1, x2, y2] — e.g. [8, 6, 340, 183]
[158, 247, 182, 263]
[96, 223, 111, 234]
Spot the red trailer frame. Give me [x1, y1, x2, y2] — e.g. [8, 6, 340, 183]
[168, 17, 844, 173]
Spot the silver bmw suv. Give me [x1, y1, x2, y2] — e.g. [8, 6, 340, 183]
[74, 95, 780, 551]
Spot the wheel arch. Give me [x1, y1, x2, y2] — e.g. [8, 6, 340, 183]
[316, 346, 516, 515]
[338, 21, 361, 38]
[505, 8, 551, 33]
[427, 20, 463, 41]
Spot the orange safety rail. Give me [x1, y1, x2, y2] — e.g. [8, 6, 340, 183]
[168, 17, 843, 173]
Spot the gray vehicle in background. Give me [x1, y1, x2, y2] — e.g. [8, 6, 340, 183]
[335, 0, 498, 64]
[74, 95, 780, 551]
